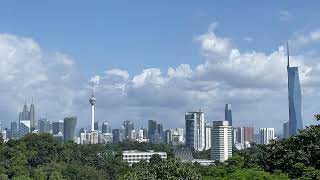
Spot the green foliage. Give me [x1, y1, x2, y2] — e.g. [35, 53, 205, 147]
[1, 126, 320, 179]
[239, 125, 320, 179]
[120, 158, 201, 180]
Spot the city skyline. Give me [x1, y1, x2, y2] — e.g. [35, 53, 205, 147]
[1, 2, 320, 132]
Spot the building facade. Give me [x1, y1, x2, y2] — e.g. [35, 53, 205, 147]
[185, 110, 205, 151]
[210, 121, 232, 162]
[259, 128, 274, 145]
[287, 45, 303, 136]
[225, 104, 232, 126]
[122, 150, 167, 166]
[63, 116, 77, 142]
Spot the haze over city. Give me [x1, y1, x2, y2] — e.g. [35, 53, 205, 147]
[1, 1, 320, 132]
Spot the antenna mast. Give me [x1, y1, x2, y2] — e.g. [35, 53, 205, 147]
[287, 41, 290, 68]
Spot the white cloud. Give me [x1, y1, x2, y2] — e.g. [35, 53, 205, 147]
[0, 33, 85, 126]
[291, 29, 320, 48]
[91, 25, 320, 131]
[2, 24, 320, 132]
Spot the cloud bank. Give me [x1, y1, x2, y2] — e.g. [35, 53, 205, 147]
[1, 25, 320, 133]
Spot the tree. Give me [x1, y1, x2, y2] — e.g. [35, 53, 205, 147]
[150, 154, 162, 164]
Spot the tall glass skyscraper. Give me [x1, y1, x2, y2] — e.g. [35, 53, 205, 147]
[287, 44, 303, 136]
[225, 104, 232, 126]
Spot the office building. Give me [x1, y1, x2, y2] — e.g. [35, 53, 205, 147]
[225, 104, 232, 126]
[38, 118, 50, 133]
[287, 44, 303, 136]
[63, 116, 77, 142]
[122, 150, 167, 166]
[100, 132, 113, 144]
[205, 123, 212, 150]
[283, 122, 289, 138]
[102, 122, 111, 133]
[11, 122, 18, 139]
[123, 120, 134, 140]
[112, 129, 121, 143]
[259, 128, 274, 145]
[52, 120, 64, 135]
[19, 120, 31, 138]
[94, 122, 99, 131]
[210, 121, 232, 162]
[148, 120, 158, 143]
[185, 110, 205, 151]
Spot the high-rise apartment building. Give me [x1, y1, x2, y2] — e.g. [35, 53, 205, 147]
[63, 116, 77, 142]
[287, 44, 303, 136]
[259, 128, 274, 145]
[210, 121, 232, 162]
[185, 110, 205, 151]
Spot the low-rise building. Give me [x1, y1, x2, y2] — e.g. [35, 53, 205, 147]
[122, 150, 167, 166]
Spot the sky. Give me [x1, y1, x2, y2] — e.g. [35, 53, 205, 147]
[1, 1, 320, 133]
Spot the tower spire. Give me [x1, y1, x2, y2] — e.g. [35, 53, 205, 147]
[287, 41, 290, 68]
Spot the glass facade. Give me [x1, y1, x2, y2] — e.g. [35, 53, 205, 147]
[287, 67, 303, 136]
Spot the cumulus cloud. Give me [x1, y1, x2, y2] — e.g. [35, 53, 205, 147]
[91, 25, 320, 131]
[0, 33, 86, 126]
[291, 29, 320, 48]
[2, 24, 320, 132]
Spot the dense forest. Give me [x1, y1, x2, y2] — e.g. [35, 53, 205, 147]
[0, 125, 320, 179]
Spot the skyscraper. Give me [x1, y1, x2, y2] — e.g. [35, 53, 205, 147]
[210, 121, 232, 162]
[52, 120, 64, 135]
[123, 120, 134, 140]
[63, 116, 77, 142]
[185, 110, 205, 151]
[148, 120, 158, 139]
[225, 104, 232, 126]
[112, 129, 120, 143]
[11, 122, 18, 139]
[259, 128, 274, 145]
[94, 122, 99, 131]
[19, 120, 31, 138]
[38, 118, 50, 133]
[29, 100, 35, 129]
[287, 43, 303, 136]
[102, 122, 111, 133]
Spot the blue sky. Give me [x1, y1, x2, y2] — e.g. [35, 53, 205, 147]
[1, 1, 320, 132]
[1, 1, 319, 76]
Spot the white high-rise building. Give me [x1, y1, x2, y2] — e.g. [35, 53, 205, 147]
[259, 128, 275, 145]
[205, 123, 212, 150]
[210, 121, 232, 162]
[185, 110, 205, 151]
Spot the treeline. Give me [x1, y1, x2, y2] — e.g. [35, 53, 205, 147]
[0, 125, 320, 179]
